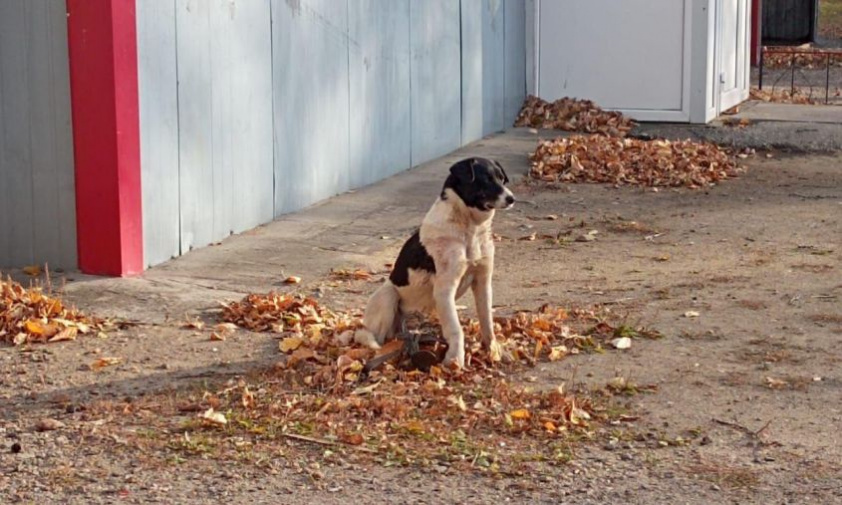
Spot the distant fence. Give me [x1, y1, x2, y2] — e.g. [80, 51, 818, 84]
[758, 46, 842, 104]
[138, 0, 526, 268]
[762, 0, 818, 44]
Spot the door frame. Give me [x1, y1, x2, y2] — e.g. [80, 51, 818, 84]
[716, 0, 751, 114]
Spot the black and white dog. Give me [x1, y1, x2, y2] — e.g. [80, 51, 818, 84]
[356, 157, 515, 368]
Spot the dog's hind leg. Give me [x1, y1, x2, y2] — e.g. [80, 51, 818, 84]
[358, 280, 401, 348]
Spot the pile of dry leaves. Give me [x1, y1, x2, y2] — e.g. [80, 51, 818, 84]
[514, 95, 635, 137]
[0, 277, 107, 345]
[220, 291, 358, 335]
[529, 135, 742, 188]
[762, 47, 842, 70]
[749, 87, 825, 105]
[101, 292, 654, 470]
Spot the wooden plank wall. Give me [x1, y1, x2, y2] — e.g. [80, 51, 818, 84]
[136, 0, 527, 268]
[271, 0, 351, 215]
[349, 0, 412, 187]
[0, 0, 77, 270]
[409, 0, 463, 166]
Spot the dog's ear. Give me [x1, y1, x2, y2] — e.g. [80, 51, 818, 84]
[494, 160, 509, 184]
[449, 159, 476, 183]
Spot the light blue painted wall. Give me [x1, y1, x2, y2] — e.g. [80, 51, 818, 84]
[0, 0, 76, 270]
[137, 0, 527, 268]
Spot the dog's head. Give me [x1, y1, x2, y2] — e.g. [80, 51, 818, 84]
[442, 157, 515, 211]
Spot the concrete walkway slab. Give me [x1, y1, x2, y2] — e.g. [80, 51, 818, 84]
[728, 100, 842, 124]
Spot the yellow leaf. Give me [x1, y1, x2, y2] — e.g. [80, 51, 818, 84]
[23, 265, 42, 276]
[48, 327, 78, 343]
[510, 409, 531, 420]
[280, 336, 304, 353]
[544, 421, 557, 432]
[24, 319, 46, 336]
[549, 345, 569, 361]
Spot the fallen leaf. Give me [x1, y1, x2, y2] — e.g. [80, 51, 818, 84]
[182, 319, 205, 330]
[22, 265, 42, 276]
[36, 418, 65, 431]
[280, 336, 304, 353]
[199, 408, 227, 426]
[241, 387, 255, 409]
[570, 407, 591, 425]
[684, 311, 700, 318]
[284, 276, 302, 285]
[341, 433, 365, 446]
[510, 409, 531, 420]
[210, 332, 226, 341]
[215, 323, 238, 333]
[90, 357, 122, 371]
[24, 319, 46, 336]
[765, 377, 788, 389]
[548, 345, 569, 361]
[48, 327, 78, 343]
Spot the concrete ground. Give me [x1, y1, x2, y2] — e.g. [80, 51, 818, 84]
[637, 100, 842, 153]
[727, 101, 842, 124]
[3, 122, 842, 504]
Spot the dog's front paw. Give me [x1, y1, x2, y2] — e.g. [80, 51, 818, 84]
[486, 338, 502, 362]
[353, 329, 382, 350]
[443, 347, 465, 370]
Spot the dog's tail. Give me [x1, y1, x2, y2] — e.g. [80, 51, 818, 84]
[355, 280, 401, 349]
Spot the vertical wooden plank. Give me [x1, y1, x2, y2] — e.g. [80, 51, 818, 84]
[410, 0, 462, 166]
[48, 0, 77, 269]
[0, 3, 8, 266]
[138, 0, 180, 266]
[0, 0, 35, 266]
[272, 0, 350, 215]
[175, 0, 214, 252]
[348, 0, 411, 187]
[208, 0, 232, 242]
[461, 0, 506, 144]
[28, 0, 61, 268]
[504, 0, 526, 125]
[209, 0, 273, 236]
[0, 0, 76, 270]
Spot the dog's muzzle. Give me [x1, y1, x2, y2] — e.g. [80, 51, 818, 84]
[496, 188, 515, 210]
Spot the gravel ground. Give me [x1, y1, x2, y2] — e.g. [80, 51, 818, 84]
[2, 130, 842, 504]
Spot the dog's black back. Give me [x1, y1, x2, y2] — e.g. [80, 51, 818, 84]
[389, 230, 436, 287]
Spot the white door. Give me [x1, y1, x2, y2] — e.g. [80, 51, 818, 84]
[717, 0, 750, 113]
[536, 0, 693, 122]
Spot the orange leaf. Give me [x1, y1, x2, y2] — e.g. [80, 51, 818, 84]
[510, 409, 531, 420]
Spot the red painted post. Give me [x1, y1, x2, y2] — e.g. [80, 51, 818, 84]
[66, 0, 143, 276]
[751, 0, 762, 67]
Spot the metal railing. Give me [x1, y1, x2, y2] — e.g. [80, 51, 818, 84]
[758, 46, 842, 104]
